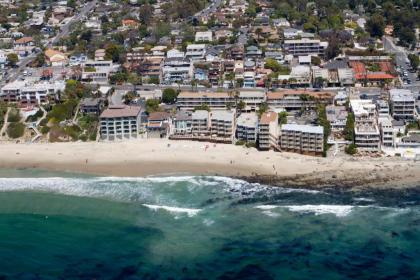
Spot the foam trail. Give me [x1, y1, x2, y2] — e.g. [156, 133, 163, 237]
[283, 205, 354, 217]
[142, 204, 202, 217]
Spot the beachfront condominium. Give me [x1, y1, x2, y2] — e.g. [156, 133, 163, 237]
[210, 110, 236, 142]
[283, 38, 328, 57]
[176, 92, 234, 111]
[258, 111, 279, 150]
[350, 99, 381, 151]
[236, 113, 259, 143]
[99, 105, 142, 141]
[379, 117, 395, 148]
[192, 110, 211, 137]
[389, 89, 415, 121]
[280, 124, 324, 155]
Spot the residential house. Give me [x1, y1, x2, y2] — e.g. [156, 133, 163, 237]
[45, 49, 68, 66]
[147, 111, 171, 138]
[195, 31, 213, 42]
[172, 110, 192, 135]
[326, 105, 348, 131]
[13, 37, 35, 57]
[80, 98, 103, 115]
[185, 44, 206, 61]
[162, 57, 193, 84]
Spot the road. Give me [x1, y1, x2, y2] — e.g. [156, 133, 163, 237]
[52, 0, 97, 45]
[383, 36, 419, 93]
[194, 0, 223, 17]
[5, 0, 97, 84]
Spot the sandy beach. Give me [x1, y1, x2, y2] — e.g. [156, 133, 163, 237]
[0, 139, 419, 189]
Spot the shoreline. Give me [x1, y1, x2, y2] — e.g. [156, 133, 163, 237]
[0, 139, 419, 190]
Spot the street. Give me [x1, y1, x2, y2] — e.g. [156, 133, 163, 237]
[4, 0, 98, 84]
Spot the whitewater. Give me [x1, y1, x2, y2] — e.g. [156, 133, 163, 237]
[0, 171, 419, 279]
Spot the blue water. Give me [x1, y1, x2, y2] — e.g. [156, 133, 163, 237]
[0, 170, 419, 279]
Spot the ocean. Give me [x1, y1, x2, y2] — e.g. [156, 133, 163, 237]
[0, 169, 419, 279]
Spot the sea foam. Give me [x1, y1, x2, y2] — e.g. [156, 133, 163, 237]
[283, 205, 354, 217]
[142, 204, 201, 217]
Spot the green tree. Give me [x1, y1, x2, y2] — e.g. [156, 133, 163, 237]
[146, 99, 160, 113]
[366, 13, 385, 38]
[344, 112, 355, 141]
[278, 111, 288, 125]
[345, 143, 357, 155]
[123, 91, 137, 105]
[105, 44, 123, 63]
[237, 100, 246, 111]
[162, 88, 178, 104]
[7, 53, 19, 67]
[317, 105, 331, 157]
[257, 102, 268, 117]
[408, 54, 419, 70]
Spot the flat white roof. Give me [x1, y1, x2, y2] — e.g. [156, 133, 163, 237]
[282, 124, 324, 134]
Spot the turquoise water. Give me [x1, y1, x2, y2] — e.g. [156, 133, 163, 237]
[0, 170, 419, 279]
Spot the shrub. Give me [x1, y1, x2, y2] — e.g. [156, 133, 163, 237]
[7, 122, 25, 139]
[7, 108, 21, 123]
[235, 140, 245, 146]
[345, 143, 357, 155]
[41, 126, 50, 134]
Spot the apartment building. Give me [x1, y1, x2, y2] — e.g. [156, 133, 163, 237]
[1, 80, 65, 104]
[376, 100, 390, 117]
[389, 89, 415, 121]
[379, 117, 395, 148]
[210, 110, 236, 142]
[134, 57, 163, 80]
[238, 90, 266, 111]
[258, 111, 279, 150]
[185, 44, 206, 61]
[176, 92, 234, 110]
[280, 124, 324, 155]
[267, 90, 334, 111]
[162, 57, 193, 84]
[81, 60, 116, 83]
[283, 39, 328, 57]
[99, 105, 142, 140]
[350, 99, 381, 151]
[192, 110, 211, 136]
[236, 113, 259, 142]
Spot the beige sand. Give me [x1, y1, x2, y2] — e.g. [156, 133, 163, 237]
[0, 139, 419, 188]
